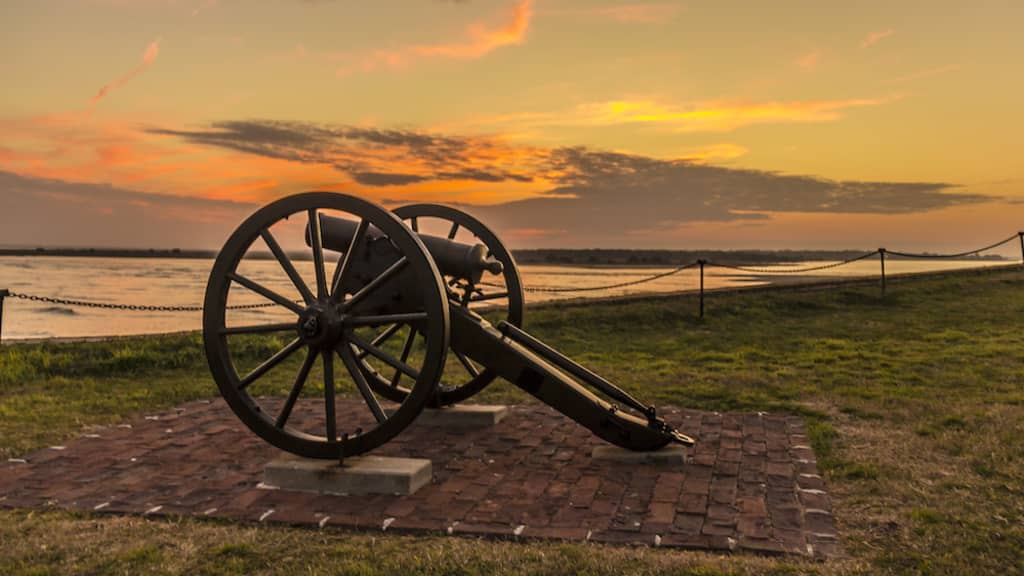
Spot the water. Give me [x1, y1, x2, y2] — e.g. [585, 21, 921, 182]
[0, 256, 1012, 340]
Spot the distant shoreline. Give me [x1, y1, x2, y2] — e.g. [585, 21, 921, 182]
[0, 247, 1008, 265]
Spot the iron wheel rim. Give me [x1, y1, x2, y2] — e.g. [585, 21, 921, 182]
[203, 192, 449, 459]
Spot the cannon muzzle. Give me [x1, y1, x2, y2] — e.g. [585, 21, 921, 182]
[310, 214, 502, 284]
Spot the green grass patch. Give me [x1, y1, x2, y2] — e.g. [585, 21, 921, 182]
[2, 265, 1024, 574]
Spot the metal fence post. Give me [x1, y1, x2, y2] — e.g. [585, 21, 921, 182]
[0, 289, 8, 344]
[698, 260, 706, 318]
[878, 249, 887, 296]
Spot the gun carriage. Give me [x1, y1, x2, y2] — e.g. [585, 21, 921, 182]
[203, 192, 694, 460]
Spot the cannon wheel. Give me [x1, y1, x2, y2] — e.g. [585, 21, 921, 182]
[203, 192, 449, 459]
[355, 203, 524, 407]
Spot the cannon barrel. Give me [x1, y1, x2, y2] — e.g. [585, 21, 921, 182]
[312, 213, 502, 284]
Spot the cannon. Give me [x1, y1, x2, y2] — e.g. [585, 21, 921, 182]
[203, 192, 695, 459]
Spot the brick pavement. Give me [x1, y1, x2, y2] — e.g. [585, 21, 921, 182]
[0, 398, 841, 558]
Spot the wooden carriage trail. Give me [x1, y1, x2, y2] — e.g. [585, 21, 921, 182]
[0, 398, 842, 559]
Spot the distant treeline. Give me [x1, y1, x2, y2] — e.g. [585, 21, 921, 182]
[0, 247, 220, 259]
[0, 246, 1007, 264]
[509, 248, 1006, 266]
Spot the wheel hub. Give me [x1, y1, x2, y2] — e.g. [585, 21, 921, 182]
[301, 316, 320, 338]
[296, 302, 344, 348]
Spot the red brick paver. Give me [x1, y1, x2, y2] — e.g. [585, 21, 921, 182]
[0, 399, 842, 558]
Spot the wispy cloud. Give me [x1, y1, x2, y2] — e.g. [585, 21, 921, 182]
[677, 143, 748, 163]
[597, 3, 682, 22]
[897, 63, 962, 82]
[502, 96, 897, 133]
[341, 0, 532, 74]
[795, 50, 820, 71]
[861, 29, 894, 48]
[444, 94, 897, 136]
[89, 38, 161, 105]
[191, 0, 218, 17]
[546, 3, 683, 23]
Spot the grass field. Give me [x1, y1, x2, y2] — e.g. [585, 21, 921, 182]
[2, 266, 1022, 575]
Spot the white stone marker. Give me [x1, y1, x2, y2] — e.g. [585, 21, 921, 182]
[263, 454, 432, 496]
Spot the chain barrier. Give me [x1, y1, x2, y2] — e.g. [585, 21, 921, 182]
[6, 291, 278, 312]
[885, 234, 1018, 259]
[705, 250, 880, 274]
[509, 262, 700, 293]
[485, 231, 1021, 294]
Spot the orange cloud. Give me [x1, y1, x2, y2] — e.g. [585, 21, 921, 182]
[861, 29, 894, 48]
[90, 38, 161, 105]
[191, 0, 218, 17]
[595, 4, 681, 22]
[0, 112, 561, 209]
[677, 143, 748, 163]
[505, 228, 568, 239]
[897, 63, 962, 82]
[206, 178, 280, 201]
[547, 3, 682, 23]
[446, 94, 898, 136]
[570, 97, 896, 132]
[795, 50, 820, 71]
[342, 0, 532, 73]
[0, 112, 345, 204]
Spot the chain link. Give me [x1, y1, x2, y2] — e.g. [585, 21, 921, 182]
[7, 291, 279, 312]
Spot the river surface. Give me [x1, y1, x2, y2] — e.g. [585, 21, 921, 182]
[0, 256, 1011, 340]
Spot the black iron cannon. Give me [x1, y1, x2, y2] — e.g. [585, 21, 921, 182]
[203, 192, 694, 459]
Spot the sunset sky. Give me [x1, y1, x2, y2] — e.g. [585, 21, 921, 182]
[1, 0, 1021, 251]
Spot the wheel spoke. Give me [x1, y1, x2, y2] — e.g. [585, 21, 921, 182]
[275, 349, 317, 428]
[341, 256, 409, 312]
[330, 219, 371, 301]
[238, 338, 304, 390]
[308, 209, 328, 299]
[455, 352, 480, 378]
[447, 221, 459, 240]
[323, 351, 337, 442]
[470, 291, 509, 302]
[329, 254, 345, 298]
[391, 327, 417, 387]
[338, 345, 387, 423]
[261, 229, 314, 304]
[227, 272, 305, 314]
[410, 217, 418, 232]
[345, 312, 427, 327]
[220, 322, 296, 336]
[356, 323, 402, 359]
[349, 330, 420, 380]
